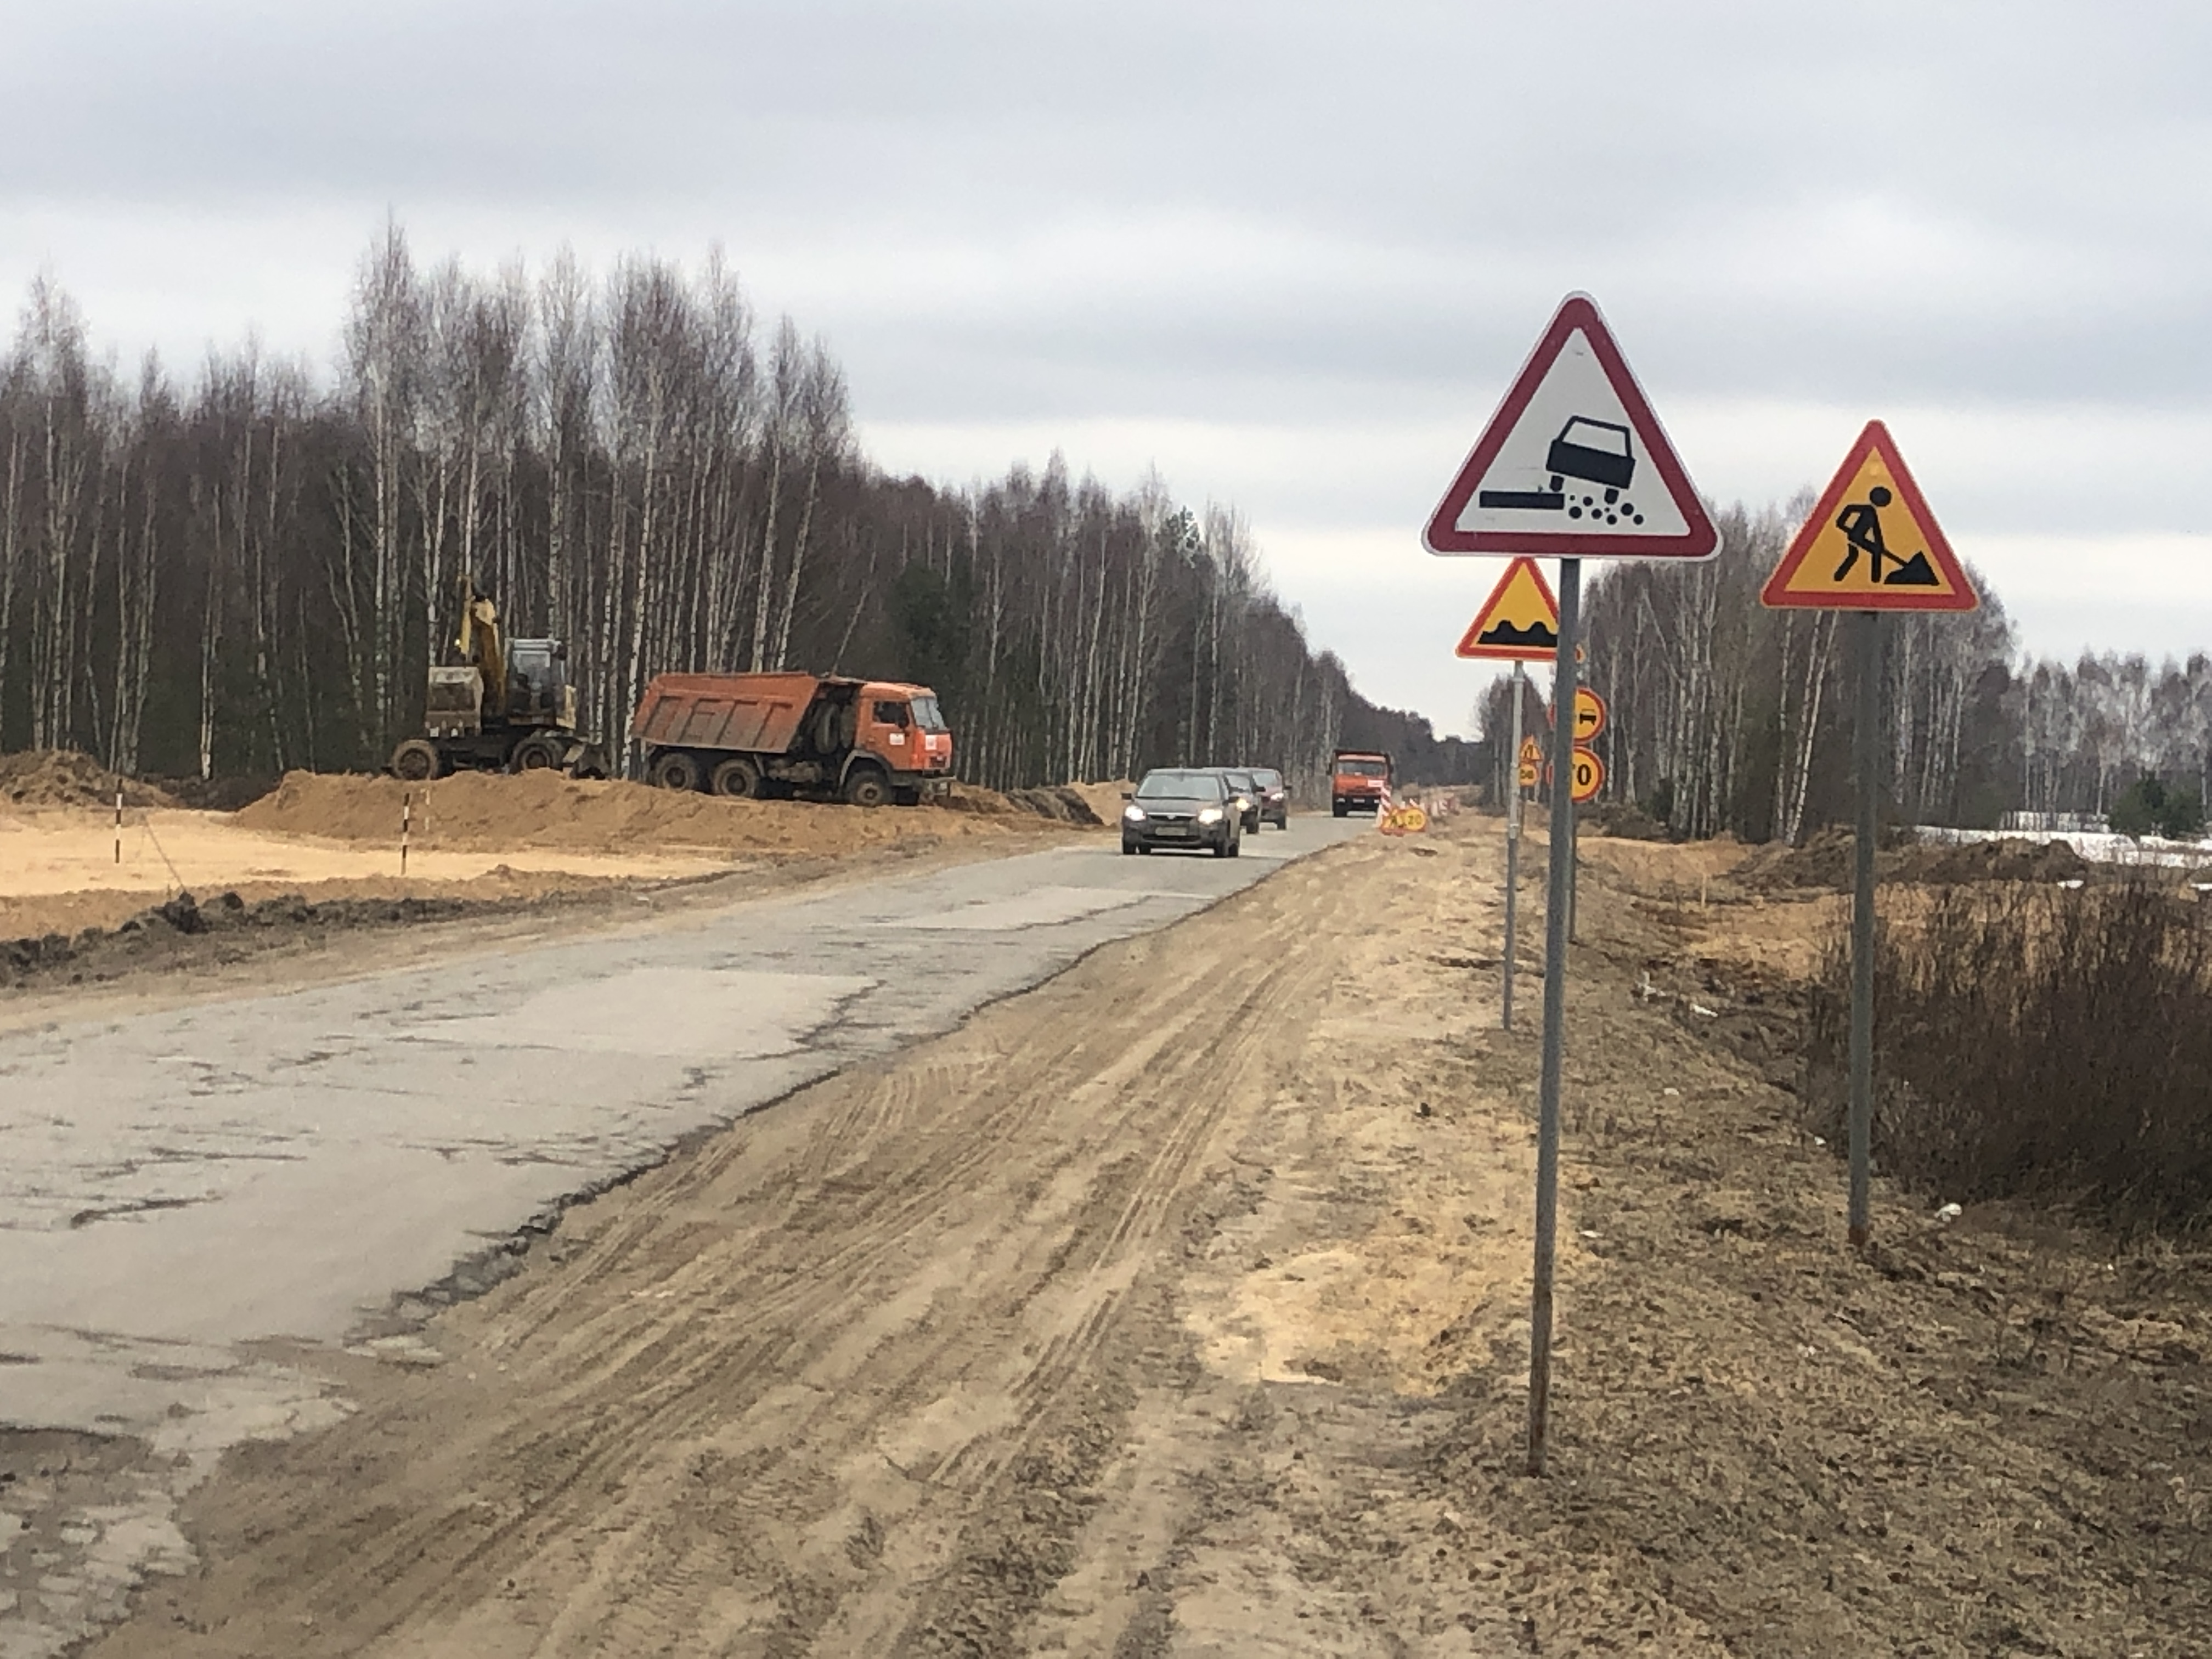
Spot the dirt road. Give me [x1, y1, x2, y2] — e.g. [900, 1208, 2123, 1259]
[65, 816, 2212, 1655]
[0, 816, 1359, 1654]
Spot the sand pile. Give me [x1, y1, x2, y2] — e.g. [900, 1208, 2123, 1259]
[1006, 786, 1104, 826]
[932, 783, 1106, 826]
[1737, 826, 2092, 890]
[1899, 837, 2092, 885]
[0, 749, 175, 810]
[1069, 781, 1137, 823]
[933, 783, 1023, 817]
[233, 770, 1068, 855]
[1578, 802, 1672, 842]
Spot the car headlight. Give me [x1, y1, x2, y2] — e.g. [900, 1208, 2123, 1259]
[1124, 804, 1147, 822]
[1197, 807, 1223, 825]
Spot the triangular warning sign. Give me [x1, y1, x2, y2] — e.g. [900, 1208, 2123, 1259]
[1760, 422, 1977, 612]
[1424, 294, 1718, 561]
[1454, 557, 1560, 661]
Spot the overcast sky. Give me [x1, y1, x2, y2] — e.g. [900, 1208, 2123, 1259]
[4, 0, 2206, 735]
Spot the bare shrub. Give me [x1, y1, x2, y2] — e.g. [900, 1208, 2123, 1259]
[1806, 881, 2212, 1231]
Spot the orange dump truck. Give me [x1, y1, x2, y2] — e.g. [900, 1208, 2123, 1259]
[1330, 749, 1392, 816]
[630, 672, 953, 807]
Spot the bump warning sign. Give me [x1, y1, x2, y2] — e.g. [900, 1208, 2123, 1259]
[1761, 422, 1977, 612]
[1454, 557, 1561, 661]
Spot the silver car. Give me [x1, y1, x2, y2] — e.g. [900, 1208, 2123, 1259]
[1121, 769, 1242, 857]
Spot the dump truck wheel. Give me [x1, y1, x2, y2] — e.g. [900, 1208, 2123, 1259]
[650, 751, 702, 792]
[843, 767, 890, 809]
[509, 735, 564, 774]
[710, 757, 761, 799]
[391, 739, 441, 782]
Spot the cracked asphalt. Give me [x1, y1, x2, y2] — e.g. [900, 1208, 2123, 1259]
[0, 812, 1364, 1655]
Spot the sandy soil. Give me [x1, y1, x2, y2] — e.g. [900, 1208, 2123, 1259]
[77, 818, 2212, 1656]
[0, 800, 732, 896]
[0, 769, 1086, 946]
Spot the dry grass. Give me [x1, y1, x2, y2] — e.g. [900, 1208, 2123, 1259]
[1808, 881, 2212, 1231]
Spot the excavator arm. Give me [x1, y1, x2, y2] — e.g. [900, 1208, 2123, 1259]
[454, 577, 509, 719]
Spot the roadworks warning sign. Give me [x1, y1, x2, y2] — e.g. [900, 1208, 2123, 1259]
[1762, 421, 1977, 612]
[1455, 557, 1561, 661]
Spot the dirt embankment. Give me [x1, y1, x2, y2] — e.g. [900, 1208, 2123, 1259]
[235, 769, 1088, 853]
[1737, 823, 2095, 890]
[0, 878, 643, 994]
[0, 749, 176, 809]
[0, 763, 1108, 988]
[83, 819, 2212, 1656]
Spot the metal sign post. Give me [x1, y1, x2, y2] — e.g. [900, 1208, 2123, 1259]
[1504, 663, 1524, 1031]
[1427, 294, 1717, 1477]
[1848, 611, 1882, 1246]
[1527, 557, 1581, 1477]
[1759, 421, 1976, 1250]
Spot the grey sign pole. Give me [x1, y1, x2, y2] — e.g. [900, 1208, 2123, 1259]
[1503, 662, 1524, 1031]
[1526, 557, 1580, 1477]
[1849, 608, 1883, 1248]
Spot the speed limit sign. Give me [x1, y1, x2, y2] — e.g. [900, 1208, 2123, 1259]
[1568, 747, 1604, 804]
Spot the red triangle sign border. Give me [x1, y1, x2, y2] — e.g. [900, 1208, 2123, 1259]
[1424, 294, 1719, 561]
[1759, 420, 1979, 613]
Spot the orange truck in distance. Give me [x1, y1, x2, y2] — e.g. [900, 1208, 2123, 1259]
[1330, 749, 1392, 817]
[631, 673, 953, 807]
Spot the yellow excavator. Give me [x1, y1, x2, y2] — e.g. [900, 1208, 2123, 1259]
[388, 578, 608, 781]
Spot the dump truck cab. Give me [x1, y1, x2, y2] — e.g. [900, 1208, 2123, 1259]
[1330, 749, 1392, 817]
[851, 682, 953, 805]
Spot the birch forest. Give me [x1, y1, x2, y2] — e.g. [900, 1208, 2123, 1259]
[0, 225, 1452, 797]
[1480, 503, 2212, 840]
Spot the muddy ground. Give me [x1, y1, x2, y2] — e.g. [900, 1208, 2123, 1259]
[59, 815, 2212, 1655]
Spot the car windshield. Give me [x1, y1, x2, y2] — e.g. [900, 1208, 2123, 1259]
[1252, 769, 1282, 788]
[908, 695, 947, 732]
[1222, 772, 1255, 791]
[1137, 770, 1223, 801]
[1336, 758, 1387, 778]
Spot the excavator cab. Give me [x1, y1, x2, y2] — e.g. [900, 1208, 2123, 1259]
[505, 639, 577, 728]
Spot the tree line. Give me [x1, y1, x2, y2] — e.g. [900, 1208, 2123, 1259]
[1478, 504, 2209, 840]
[0, 225, 1463, 798]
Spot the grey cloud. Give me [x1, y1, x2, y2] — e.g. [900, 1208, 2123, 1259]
[5, 0, 2209, 729]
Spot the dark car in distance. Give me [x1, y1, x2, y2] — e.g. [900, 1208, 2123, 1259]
[1121, 769, 1242, 857]
[1246, 766, 1289, 829]
[1217, 769, 1263, 834]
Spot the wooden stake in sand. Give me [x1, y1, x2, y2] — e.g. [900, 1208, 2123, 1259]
[401, 791, 411, 877]
[114, 789, 122, 866]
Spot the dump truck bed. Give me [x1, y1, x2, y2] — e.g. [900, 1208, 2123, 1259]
[630, 673, 832, 756]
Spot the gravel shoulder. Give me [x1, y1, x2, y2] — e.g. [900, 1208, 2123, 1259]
[74, 816, 2212, 1656]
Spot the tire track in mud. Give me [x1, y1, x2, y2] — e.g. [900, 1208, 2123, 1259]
[88, 838, 1375, 1658]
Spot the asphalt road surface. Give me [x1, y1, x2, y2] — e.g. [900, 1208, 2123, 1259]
[0, 811, 1368, 1654]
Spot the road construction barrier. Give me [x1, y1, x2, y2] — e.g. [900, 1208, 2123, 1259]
[1380, 802, 1429, 836]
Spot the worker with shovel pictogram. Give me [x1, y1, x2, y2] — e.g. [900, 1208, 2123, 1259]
[1832, 487, 1939, 588]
